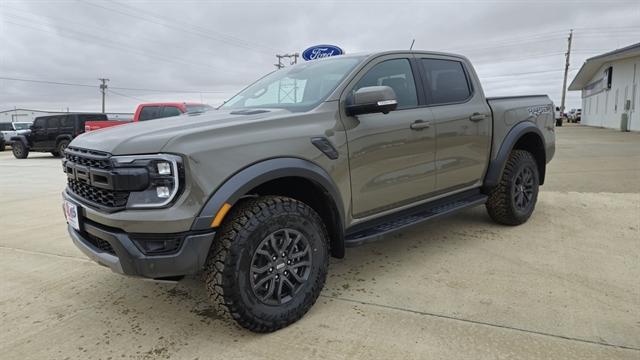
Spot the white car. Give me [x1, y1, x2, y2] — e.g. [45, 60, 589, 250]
[0, 122, 32, 144]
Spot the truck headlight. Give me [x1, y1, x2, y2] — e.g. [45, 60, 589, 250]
[111, 154, 183, 209]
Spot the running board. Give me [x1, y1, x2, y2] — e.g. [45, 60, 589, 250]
[344, 192, 487, 247]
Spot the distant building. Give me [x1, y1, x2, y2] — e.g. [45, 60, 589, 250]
[0, 108, 133, 123]
[568, 43, 639, 131]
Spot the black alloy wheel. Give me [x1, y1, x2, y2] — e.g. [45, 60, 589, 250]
[250, 228, 312, 305]
[512, 165, 535, 211]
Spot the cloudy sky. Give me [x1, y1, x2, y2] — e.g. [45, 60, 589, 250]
[1, 0, 639, 113]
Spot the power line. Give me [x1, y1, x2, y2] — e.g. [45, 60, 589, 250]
[81, 0, 276, 55]
[0, 76, 232, 94]
[107, 89, 150, 103]
[108, 0, 280, 53]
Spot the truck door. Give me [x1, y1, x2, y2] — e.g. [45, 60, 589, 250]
[417, 57, 491, 192]
[342, 55, 436, 218]
[30, 118, 48, 149]
[45, 116, 61, 149]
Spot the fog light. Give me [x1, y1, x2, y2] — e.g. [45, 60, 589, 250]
[156, 186, 170, 198]
[157, 162, 171, 175]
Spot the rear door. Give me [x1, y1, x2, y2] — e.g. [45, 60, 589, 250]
[418, 57, 491, 192]
[343, 54, 437, 217]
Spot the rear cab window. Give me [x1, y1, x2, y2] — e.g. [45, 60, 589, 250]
[420, 58, 472, 105]
[160, 106, 182, 118]
[138, 106, 162, 121]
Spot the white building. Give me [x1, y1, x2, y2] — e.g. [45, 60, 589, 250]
[568, 42, 639, 131]
[0, 108, 133, 124]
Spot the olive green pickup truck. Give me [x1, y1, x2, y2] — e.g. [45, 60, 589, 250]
[62, 50, 555, 332]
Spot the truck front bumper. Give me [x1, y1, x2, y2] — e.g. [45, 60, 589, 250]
[68, 221, 215, 279]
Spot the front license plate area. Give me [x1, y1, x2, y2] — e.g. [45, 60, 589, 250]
[64, 200, 81, 231]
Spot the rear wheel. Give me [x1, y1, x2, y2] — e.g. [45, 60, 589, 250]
[486, 150, 539, 225]
[203, 196, 329, 332]
[12, 141, 29, 159]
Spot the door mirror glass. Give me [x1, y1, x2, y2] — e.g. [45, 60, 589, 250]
[346, 86, 398, 116]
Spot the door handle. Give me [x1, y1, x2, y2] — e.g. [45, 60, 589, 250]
[410, 120, 431, 130]
[469, 113, 487, 122]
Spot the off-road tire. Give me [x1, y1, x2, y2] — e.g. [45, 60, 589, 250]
[56, 140, 70, 158]
[486, 150, 539, 225]
[203, 196, 329, 332]
[12, 142, 29, 159]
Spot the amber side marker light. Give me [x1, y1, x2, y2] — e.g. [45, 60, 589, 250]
[211, 203, 232, 228]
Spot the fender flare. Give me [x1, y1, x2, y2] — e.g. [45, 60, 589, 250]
[483, 121, 545, 189]
[191, 157, 346, 256]
[10, 135, 29, 148]
[55, 134, 72, 146]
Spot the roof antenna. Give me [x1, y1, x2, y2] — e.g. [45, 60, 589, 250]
[409, 39, 415, 50]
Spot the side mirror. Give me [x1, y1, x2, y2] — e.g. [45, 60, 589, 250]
[346, 86, 398, 116]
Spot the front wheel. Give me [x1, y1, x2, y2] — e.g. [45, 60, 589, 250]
[203, 196, 329, 332]
[56, 140, 69, 158]
[12, 141, 29, 159]
[485, 150, 539, 225]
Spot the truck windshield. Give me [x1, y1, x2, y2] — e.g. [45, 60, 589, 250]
[13, 123, 31, 130]
[221, 56, 362, 112]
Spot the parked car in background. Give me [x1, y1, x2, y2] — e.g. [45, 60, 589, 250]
[84, 102, 214, 132]
[571, 109, 582, 123]
[1, 122, 32, 149]
[11, 113, 107, 159]
[62, 50, 556, 332]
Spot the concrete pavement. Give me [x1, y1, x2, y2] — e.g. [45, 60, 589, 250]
[0, 124, 638, 359]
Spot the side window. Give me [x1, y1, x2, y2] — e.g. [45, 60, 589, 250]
[0, 123, 11, 131]
[47, 117, 60, 129]
[352, 58, 418, 109]
[138, 106, 162, 121]
[421, 59, 471, 105]
[33, 118, 46, 128]
[60, 115, 74, 127]
[161, 106, 182, 118]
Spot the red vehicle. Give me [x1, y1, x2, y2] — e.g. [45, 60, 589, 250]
[85, 102, 213, 132]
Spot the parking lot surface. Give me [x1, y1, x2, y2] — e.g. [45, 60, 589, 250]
[1, 124, 639, 359]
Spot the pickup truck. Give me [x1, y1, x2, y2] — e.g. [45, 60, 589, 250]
[84, 102, 214, 132]
[0, 122, 32, 150]
[62, 51, 555, 333]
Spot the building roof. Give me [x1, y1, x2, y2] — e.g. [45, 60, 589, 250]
[568, 42, 640, 90]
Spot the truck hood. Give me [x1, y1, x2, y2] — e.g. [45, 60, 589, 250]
[70, 109, 289, 155]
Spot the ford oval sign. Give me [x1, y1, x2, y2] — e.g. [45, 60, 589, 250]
[302, 45, 344, 61]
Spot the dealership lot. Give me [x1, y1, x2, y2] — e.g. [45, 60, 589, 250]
[0, 125, 638, 359]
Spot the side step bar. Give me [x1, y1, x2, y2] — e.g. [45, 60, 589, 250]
[344, 191, 488, 247]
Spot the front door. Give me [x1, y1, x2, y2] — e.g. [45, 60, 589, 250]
[30, 118, 48, 148]
[342, 55, 436, 218]
[417, 57, 491, 192]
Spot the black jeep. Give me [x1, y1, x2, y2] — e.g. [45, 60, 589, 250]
[11, 113, 107, 159]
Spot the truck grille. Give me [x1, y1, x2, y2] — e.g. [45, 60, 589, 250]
[68, 178, 129, 208]
[65, 147, 129, 209]
[64, 147, 112, 170]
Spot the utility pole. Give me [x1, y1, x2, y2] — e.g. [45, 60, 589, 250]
[99, 78, 109, 113]
[560, 29, 573, 117]
[274, 53, 299, 70]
